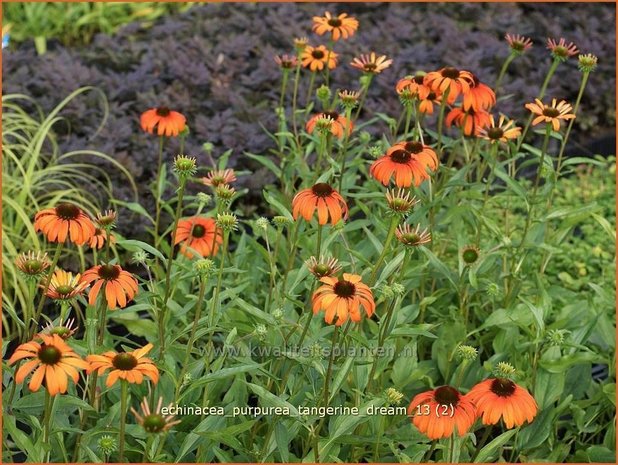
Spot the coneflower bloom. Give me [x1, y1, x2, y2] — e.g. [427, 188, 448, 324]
[525, 98, 575, 131]
[407, 385, 476, 439]
[34, 203, 96, 246]
[505, 33, 533, 55]
[396, 74, 427, 96]
[174, 217, 223, 258]
[8, 334, 89, 396]
[305, 256, 342, 278]
[312, 12, 358, 41]
[396, 224, 431, 247]
[466, 378, 538, 428]
[95, 209, 117, 229]
[418, 89, 441, 114]
[202, 169, 236, 188]
[292, 183, 348, 225]
[131, 397, 181, 433]
[274, 54, 298, 70]
[44, 269, 88, 301]
[445, 107, 492, 136]
[462, 75, 496, 111]
[546, 37, 579, 61]
[140, 107, 186, 137]
[312, 273, 375, 326]
[385, 189, 418, 215]
[370, 141, 439, 188]
[81, 264, 139, 310]
[88, 228, 116, 250]
[15, 251, 51, 279]
[424, 67, 474, 103]
[478, 114, 522, 143]
[350, 53, 393, 74]
[301, 45, 338, 72]
[42, 317, 78, 340]
[306, 111, 353, 139]
[86, 343, 159, 387]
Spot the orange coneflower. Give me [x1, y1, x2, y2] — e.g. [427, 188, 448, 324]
[525, 98, 575, 131]
[350, 53, 393, 74]
[445, 106, 491, 136]
[44, 269, 88, 301]
[81, 264, 139, 310]
[34, 203, 96, 246]
[301, 45, 338, 72]
[306, 111, 353, 139]
[312, 273, 375, 326]
[370, 141, 439, 188]
[408, 385, 477, 439]
[86, 343, 159, 387]
[174, 216, 223, 258]
[396, 74, 428, 97]
[478, 114, 521, 143]
[418, 89, 441, 115]
[505, 33, 533, 54]
[140, 107, 186, 137]
[462, 75, 496, 111]
[467, 378, 538, 428]
[88, 228, 116, 250]
[292, 183, 348, 225]
[424, 67, 474, 103]
[8, 333, 89, 396]
[546, 37, 578, 60]
[131, 397, 181, 433]
[312, 12, 358, 41]
[202, 169, 236, 188]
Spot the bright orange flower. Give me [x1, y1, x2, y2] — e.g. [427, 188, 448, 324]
[34, 203, 96, 246]
[312, 273, 375, 326]
[301, 45, 338, 72]
[462, 75, 496, 111]
[424, 67, 474, 103]
[418, 89, 441, 115]
[140, 107, 186, 137]
[445, 106, 491, 136]
[350, 53, 392, 74]
[292, 183, 348, 225]
[44, 269, 88, 301]
[81, 264, 138, 310]
[396, 74, 428, 96]
[312, 12, 358, 41]
[370, 141, 439, 187]
[202, 169, 236, 188]
[525, 98, 575, 131]
[408, 385, 476, 439]
[306, 111, 353, 139]
[478, 114, 521, 143]
[86, 343, 159, 387]
[174, 216, 222, 258]
[88, 228, 116, 249]
[467, 378, 538, 428]
[8, 333, 89, 396]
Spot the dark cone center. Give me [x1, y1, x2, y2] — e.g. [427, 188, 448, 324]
[413, 75, 425, 85]
[38, 345, 62, 364]
[334, 280, 356, 298]
[312, 183, 334, 197]
[487, 127, 504, 140]
[55, 285, 74, 296]
[462, 248, 479, 264]
[55, 203, 81, 221]
[192, 224, 207, 238]
[404, 141, 424, 154]
[490, 378, 516, 397]
[323, 111, 339, 121]
[403, 233, 421, 244]
[98, 264, 121, 280]
[434, 385, 460, 406]
[542, 107, 560, 118]
[314, 264, 331, 277]
[112, 353, 138, 371]
[312, 50, 325, 60]
[390, 149, 412, 164]
[364, 63, 377, 71]
[441, 67, 460, 79]
[24, 260, 43, 274]
[156, 107, 171, 117]
[427, 92, 437, 101]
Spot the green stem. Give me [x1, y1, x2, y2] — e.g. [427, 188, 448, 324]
[337, 107, 353, 192]
[118, 380, 128, 462]
[354, 74, 374, 121]
[436, 87, 451, 153]
[316, 224, 323, 258]
[279, 69, 290, 109]
[476, 143, 499, 243]
[494, 53, 516, 93]
[305, 72, 317, 112]
[43, 389, 53, 461]
[369, 216, 399, 285]
[472, 426, 493, 461]
[153, 136, 165, 249]
[291, 60, 303, 141]
[207, 231, 229, 353]
[30, 242, 63, 339]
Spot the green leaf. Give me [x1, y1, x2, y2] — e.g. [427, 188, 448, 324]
[246, 382, 299, 417]
[474, 429, 517, 462]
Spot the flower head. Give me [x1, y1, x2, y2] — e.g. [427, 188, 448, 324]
[202, 169, 236, 188]
[350, 53, 393, 74]
[455, 344, 478, 362]
[578, 53, 598, 73]
[338, 90, 361, 109]
[274, 54, 298, 70]
[15, 251, 51, 279]
[424, 67, 474, 103]
[478, 114, 521, 143]
[408, 385, 477, 439]
[272, 216, 292, 228]
[292, 183, 348, 225]
[34, 203, 96, 245]
[462, 75, 496, 111]
[8, 333, 89, 395]
[301, 45, 338, 72]
[312, 273, 375, 326]
[306, 111, 353, 139]
[312, 12, 358, 41]
[175, 217, 223, 258]
[97, 435, 118, 456]
[385, 387, 405, 405]
[95, 210, 117, 229]
[461, 245, 480, 265]
[216, 212, 239, 232]
[446, 106, 491, 136]
[81, 264, 139, 310]
[396, 224, 431, 247]
[89, 228, 116, 250]
[44, 269, 88, 301]
[385, 188, 419, 215]
[140, 107, 186, 137]
[194, 258, 216, 279]
[294, 36, 309, 51]
[370, 140, 439, 187]
[131, 397, 181, 433]
[467, 378, 538, 428]
[305, 256, 342, 278]
[505, 33, 533, 55]
[173, 155, 197, 178]
[42, 317, 78, 340]
[546, 37, 579, 61]
[525, 98, 575, 131]
[86, 343, 159, 387]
